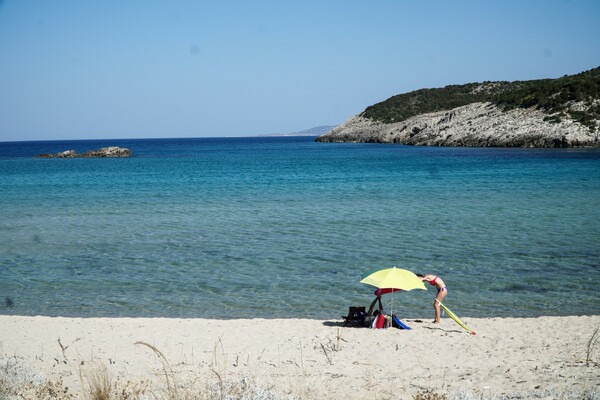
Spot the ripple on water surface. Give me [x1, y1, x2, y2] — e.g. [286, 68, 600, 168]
[1, 138, 599, 318]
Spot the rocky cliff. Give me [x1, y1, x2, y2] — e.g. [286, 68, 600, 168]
[317, 67, 600, 147]
[316, 102, 599, 147]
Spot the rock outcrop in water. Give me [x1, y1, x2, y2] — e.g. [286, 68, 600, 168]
[38, 147, 132, 158]
[317, 66, 600, 148]
[316, 102, 600, 147]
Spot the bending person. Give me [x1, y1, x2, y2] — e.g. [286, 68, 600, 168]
[417, 274, 447, 323]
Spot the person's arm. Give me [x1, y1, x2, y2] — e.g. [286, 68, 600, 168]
[367, 296, 378, 316]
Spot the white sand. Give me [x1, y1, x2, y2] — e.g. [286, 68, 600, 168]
[1, 315, 599, 399]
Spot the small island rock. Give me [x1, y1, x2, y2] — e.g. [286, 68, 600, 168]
[38, 147, 132, 158]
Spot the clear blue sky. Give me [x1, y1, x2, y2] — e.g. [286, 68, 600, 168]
[1, 0, 599, 141]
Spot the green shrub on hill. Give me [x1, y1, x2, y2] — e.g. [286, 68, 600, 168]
[361, 66, 600, 131]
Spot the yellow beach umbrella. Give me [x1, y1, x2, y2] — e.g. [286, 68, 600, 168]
[361, 267, 426, 291]
[360, 267, 426, 322]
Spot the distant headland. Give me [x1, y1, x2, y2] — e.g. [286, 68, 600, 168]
[260, 125, 337, 137]
[38, 146, 131, 158]
[316, 66, 600, 148]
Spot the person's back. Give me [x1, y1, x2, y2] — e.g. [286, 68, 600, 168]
[417, 273, 448, 323]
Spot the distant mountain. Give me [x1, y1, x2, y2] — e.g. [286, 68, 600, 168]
[262, 125, 338, 137]
[317, 66, 600, 147]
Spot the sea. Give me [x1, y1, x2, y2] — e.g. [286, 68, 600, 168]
[1, 136, 599, 319]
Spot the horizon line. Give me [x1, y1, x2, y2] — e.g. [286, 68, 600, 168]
[0, 133, 325, 144]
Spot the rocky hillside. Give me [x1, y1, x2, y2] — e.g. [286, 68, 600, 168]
[317, 67, 600, 147]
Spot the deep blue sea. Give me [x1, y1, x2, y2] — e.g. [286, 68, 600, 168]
[1, 136, 599, 319]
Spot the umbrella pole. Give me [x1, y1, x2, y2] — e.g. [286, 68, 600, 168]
[390, 291, 393, 328]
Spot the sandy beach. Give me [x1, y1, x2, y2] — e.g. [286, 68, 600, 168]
[1, 315, 599, 399]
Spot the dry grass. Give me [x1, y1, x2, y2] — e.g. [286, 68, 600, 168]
[2, 357, 599, 400]
[2, 329, 599, 400]
[414, 390, 447, 400]
[585, 325, 600, 366]
[443, 387, 600, 400]
[131, 340, 299, 400]
[0, 356, 72, 399]
[134, 341, 181, 399]
[0, 348, 297, 400]
[79, 362, 112, 400]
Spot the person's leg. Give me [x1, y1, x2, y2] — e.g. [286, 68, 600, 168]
[434, 288, 448, 323]
[433, 299, 441, 323]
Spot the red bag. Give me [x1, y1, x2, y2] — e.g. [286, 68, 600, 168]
[375, 313, 386, 329]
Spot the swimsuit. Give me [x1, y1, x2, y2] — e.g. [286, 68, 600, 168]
[429, 276, 446, 292]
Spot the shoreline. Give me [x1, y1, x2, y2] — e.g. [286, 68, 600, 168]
[2, 315, 599, 399]
[3, 311, 600, 319]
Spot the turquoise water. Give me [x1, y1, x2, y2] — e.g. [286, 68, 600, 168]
[1, 136, 599, 319]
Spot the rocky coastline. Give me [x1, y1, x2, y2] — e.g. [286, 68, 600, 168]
[38, 146, 131, 158]
[316, 102, 600, 148]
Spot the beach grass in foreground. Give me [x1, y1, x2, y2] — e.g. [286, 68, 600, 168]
[1, 315, 599, 399]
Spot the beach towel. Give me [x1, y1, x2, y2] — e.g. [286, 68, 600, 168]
[392, 315, 411, 330]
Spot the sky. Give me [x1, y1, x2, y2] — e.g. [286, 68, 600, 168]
[1, 1, 599, 141]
